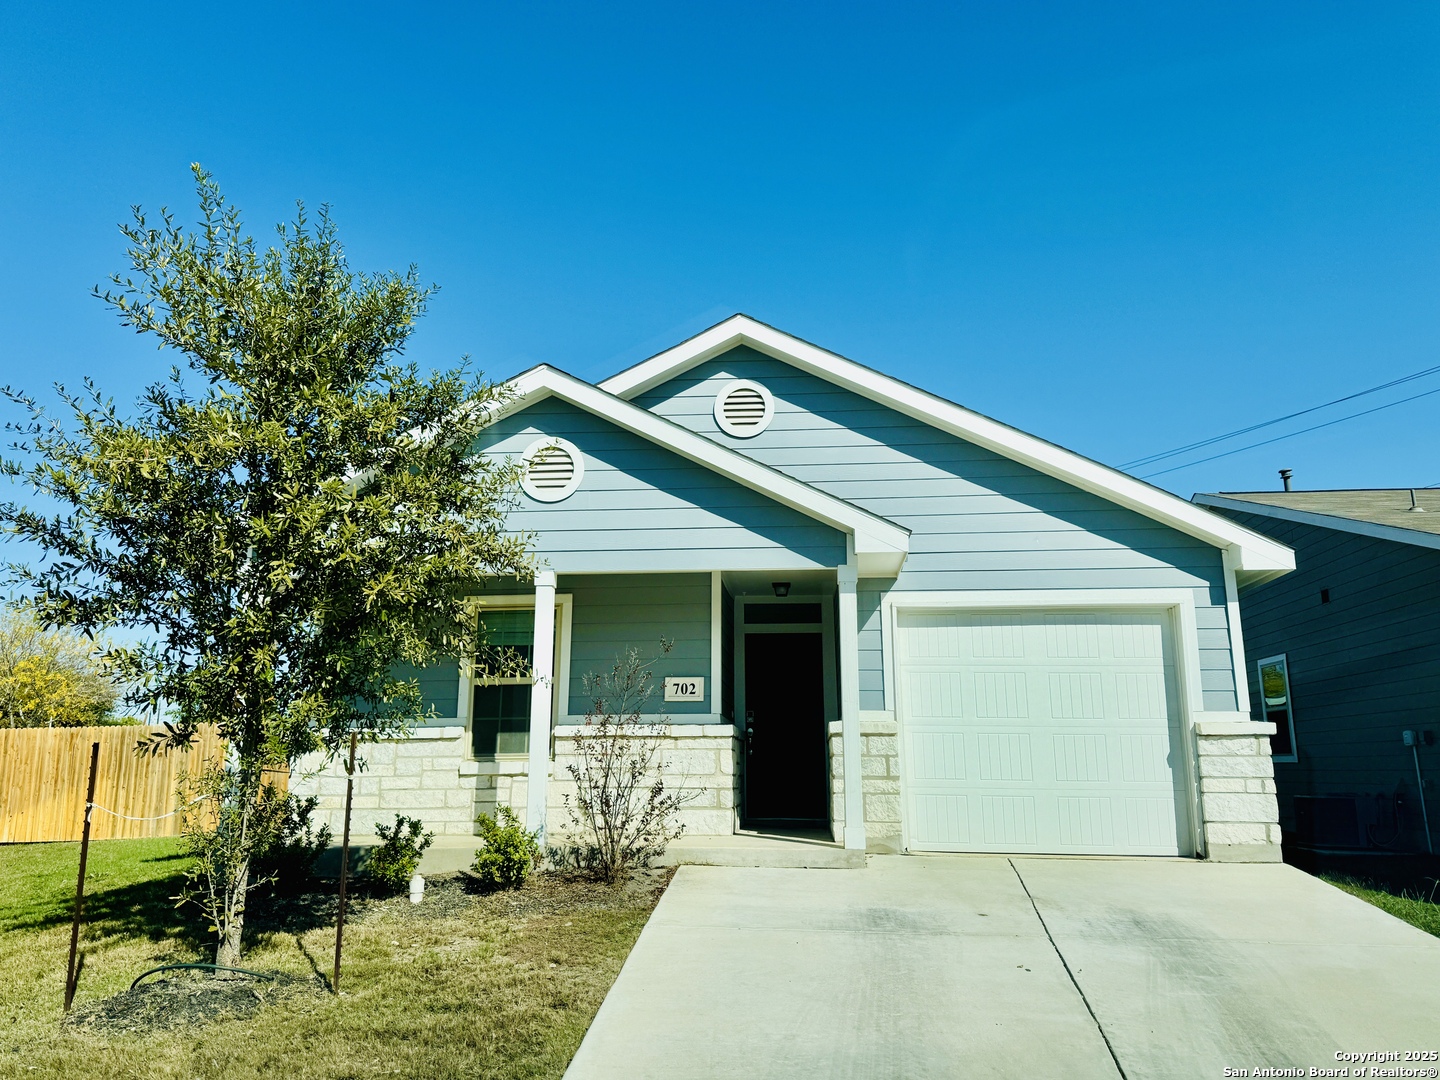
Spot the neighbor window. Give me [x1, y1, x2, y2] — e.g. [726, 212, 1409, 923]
[1256, 654, 1297, 761]
[472, 607, 535, 757]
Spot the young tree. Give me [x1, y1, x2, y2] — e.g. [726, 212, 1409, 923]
[0, 608, 119, 726]
[0, 166, 532, 964]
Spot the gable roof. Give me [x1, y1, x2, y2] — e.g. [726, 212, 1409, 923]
[601, 314, 1295, 584]
[487, 365, 911, 577]
[1194, 491, 1440, 553]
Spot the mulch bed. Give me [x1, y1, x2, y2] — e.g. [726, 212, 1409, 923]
[64, 971, 324, 1035]
[60, 867, 673, 1036]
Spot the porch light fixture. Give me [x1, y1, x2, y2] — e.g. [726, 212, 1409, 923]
[772, 582, 790, 597]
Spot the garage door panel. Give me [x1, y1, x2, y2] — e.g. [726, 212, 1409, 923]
[1125, 798, 1177, 849]
[1047, 672, 1104, 718]
[1115, 672, 1168, 719]
[912, 794, 969, 844]
[980, 795, 1037, 846]
[910, 732, 965, 780]
[903, 671, 964, 718]
[1110, 618, 1165, 658]
[973, 671, 1028, 717]
[1052, 734, 1109, 782]
[976, 732, 1032, 781]
[1057, 797, 1114, 847]
[973, 615, 1025, 658]
[1043, 615, 1100, 658]
[898, 609, 1192, 857]
[1118, 734, 1173, 784]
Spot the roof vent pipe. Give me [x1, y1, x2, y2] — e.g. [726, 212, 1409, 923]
[1279, 469, 1293, 492]
[1410, 489, 1427, 513]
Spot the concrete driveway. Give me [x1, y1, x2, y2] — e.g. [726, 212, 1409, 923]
[565, 856, 1440, 1080]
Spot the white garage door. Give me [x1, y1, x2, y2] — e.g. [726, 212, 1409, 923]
[897, 610, 1192, 856]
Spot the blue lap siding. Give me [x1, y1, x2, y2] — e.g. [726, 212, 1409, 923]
[636, 346, 1238, 712]
[474, 396, 846, 573]
[560, 573, 712, 717]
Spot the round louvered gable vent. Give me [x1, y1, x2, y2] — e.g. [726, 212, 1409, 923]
[520, 437, 584, 502]
[713, 380, 775, 438]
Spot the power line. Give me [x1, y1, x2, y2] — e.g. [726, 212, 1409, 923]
[1120, 362, 1440, 470]
[1140, 383, 1440, 479]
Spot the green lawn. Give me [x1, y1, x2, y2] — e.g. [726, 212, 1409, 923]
[0, 838, 663, 1079]
[1322, 873, 1440, 939]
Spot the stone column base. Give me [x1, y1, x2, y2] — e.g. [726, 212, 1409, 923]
[1195, 719, 1283, 862]
[829, 716, 902, 853]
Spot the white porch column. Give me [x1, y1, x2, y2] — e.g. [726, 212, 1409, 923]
[837, 565, 866, 850]
[526, 570, 557, 840]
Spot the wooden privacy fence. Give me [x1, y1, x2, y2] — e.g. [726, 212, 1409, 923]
[0, 725, 227, 843]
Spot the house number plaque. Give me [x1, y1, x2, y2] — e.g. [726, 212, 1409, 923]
[663, 677, 704, 702]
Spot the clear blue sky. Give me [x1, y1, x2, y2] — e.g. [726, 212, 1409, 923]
[2, 2, 1436, 497]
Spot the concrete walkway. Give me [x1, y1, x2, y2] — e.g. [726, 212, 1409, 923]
[564, 856, 1440, 1080]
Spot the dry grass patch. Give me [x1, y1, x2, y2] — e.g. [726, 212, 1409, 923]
[0, 838, 670, 1079]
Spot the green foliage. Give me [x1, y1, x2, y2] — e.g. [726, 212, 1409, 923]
[177, 766, 305, 961]
[251, 792, 332, 895]
[1, 165, 532, 767]
[0, 166, 533, 958]
[471, 805, 539, 891]
[0, 609, 119, 727]
[1323, 874, 1440, 939]
[368, 814, 434, 894]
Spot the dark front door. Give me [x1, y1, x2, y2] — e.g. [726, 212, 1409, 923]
[743, 632, 827, 825]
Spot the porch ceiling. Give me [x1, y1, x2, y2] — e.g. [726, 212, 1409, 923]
[722, 569, 838, 596]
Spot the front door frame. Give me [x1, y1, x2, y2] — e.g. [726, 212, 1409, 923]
[734, 592, 838, 828]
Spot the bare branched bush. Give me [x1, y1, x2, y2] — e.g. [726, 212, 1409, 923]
[559, 640, 696, 883]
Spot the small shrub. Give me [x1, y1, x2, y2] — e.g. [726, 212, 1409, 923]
[367, 814, 434, 894]
[561, 640, 696, 883]
[252, 792, 332, 894]
[472, 806, 540, 890]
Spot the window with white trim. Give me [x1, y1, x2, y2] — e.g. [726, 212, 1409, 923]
[520, 437, 584, 502]
[713, 380, 775, 438]
[1256, 654, 1298, 761]
[472, 607, 535, 757]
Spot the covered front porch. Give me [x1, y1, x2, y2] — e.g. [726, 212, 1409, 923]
[294, 566, 889, 856]
[506, 566, 874, 853]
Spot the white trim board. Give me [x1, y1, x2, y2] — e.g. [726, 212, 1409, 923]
[458, 591, 574, 758]
[599, 314, 1294, 582]
[485, 364, 909, 578]
[1194, 492, 1440, 553]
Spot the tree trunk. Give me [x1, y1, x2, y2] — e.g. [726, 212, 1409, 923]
[215, 863, 249, 969]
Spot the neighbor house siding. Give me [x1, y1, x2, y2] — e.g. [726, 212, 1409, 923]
[636, 347, 1238, 711]
[560, 573, 712, 718]
[474, 396, 847, 573]
[1206, 508, 1440, 852]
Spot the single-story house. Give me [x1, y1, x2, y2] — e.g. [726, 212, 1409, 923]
[293, 315, 1296, 862]
[1194, 488, 1440, 854]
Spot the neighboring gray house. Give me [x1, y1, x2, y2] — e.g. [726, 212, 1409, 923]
[1195, 489, 1440, 855]
[294, 316, 1295, 862]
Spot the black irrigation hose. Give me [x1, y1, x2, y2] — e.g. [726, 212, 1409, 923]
[129, 963, 277, 992]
